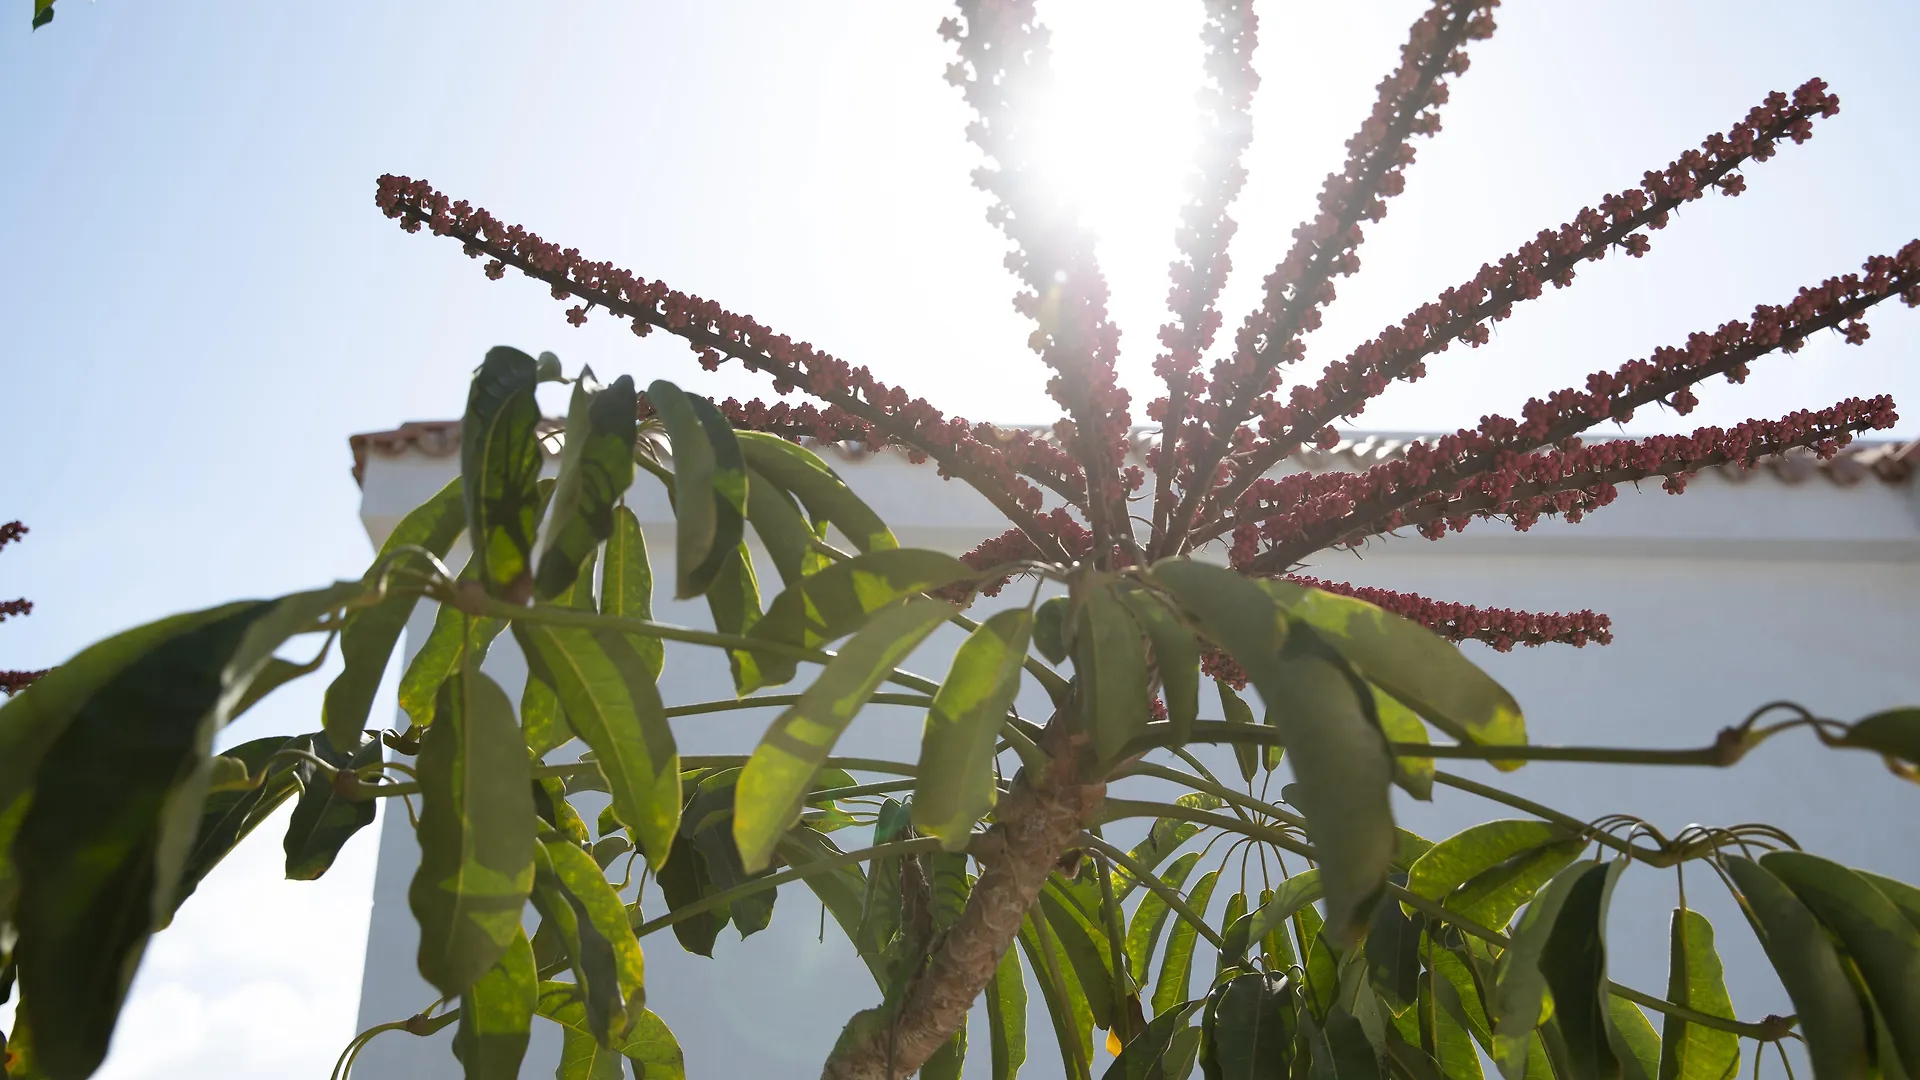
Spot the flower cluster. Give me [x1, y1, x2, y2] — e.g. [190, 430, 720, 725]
[940, 1, 1134, 542]
[1147, 0, 1259, 537]
[386, 0, 1920, 663]
[1282, 575, 1613, 651]
[0, 520, 39, 697]
[1220, 78, 1845, 498]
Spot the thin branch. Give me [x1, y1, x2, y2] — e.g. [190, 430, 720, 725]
[1080, 831, 1228, 952]
[630, 835, 946, 940]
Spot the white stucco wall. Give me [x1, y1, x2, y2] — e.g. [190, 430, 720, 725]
[349, 437, 1920, 1078]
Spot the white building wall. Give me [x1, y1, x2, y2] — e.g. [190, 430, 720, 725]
[350, 439, 1920, 1078]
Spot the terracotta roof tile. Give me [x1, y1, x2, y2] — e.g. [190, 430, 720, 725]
[350, 420, 1918, 489]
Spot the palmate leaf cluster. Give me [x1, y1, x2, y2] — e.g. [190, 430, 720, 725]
[1, 345, 1919, 1080]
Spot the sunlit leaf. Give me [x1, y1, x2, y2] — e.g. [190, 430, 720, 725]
[734, 598, 952, 873]
[1124, 851, 1201, 988]
[1610, 999, 1660, 1080]
[536, 982, 684, 1080]
[514, 623, 680, 866]
[1657, 909, 1737, 1080]
[751, 547, 972, 649]
[986, 947, 1028, 1080]
[321, 476, 465, 751]
[1761, 850, 1920, 1074]
[1373, 687, 1432, 800]
[1039, 878, 1121, 1032]
[532, 840, 646, 1043]
[463, 347, 546, 603]
[452, 930, 536, 1080]
[923, 1021, 967, 1080]
[1112, 809, 1205, 904]
[735, 430, 897, 555]
[409, 669, 536, 998]
[396, 555, 506, 733]
[1152, 869, 1220, 1016]
[1020, 913, 1096, 1080]
[1408, 821, 1572, 907]
[1222, 869, 1320, 964]
[601, 506, 663, 681]
[914, 609, 1030, 849]
[535, 374, 637, 600]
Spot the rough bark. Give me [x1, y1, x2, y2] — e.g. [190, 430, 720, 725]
[819, 771, 1103, 1080]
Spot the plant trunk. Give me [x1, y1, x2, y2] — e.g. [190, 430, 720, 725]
[819, 772, 1103, 1080]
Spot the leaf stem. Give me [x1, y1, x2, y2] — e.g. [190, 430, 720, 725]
[664, 692, 933, 718]
[630, 835, 946, 940]
[1153, 720, 1753, 768]
[1112, 760, 1307, 830]
[1100, 797, 1314, 859]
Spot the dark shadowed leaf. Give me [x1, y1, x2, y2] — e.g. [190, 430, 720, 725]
[283, 730, 382, 880]
[647, 381, 748, 599]
[1020, 913, 1096, 1080]
[703, 545, 767, 694]
[464, 347, 545, 603]
[1262, 580, 1526, 757]
[536, 374, 637, 600]
[1077, 586, 1150, 762]
[1365, 883, 1422, 1015]
[602, 506, 663, 681]
[1105, 998, 1202, 1080]
[1125, 851, 1201, 987]
[1534, 861, 1625, 1080]
[735, 429, 897, 555]
[654, 832, 728, 958]
[452, 930, 536, 1080]
[914, 609, 1031, 849]
[1840, 708, 1920, 771]
[1724, 856, 1871, 1080]
[987, 945, 1028, 1080]
[515, 623, 680, 866]
[409, 669, 536, 998]
[1203, 970, 1295, 1080]
[1117, 590, 1200, 745]
[1217, 679, 1262, 783]
[734, 598, 953, 873]
[168, 734, 303, 913]
[321, 476, 465, 751]
[1153, 869, 1220, 1016]
[1039, 879, 1121, 1032]
[1658, 909, 1737, 1080]
[1034, 595, 1072, 666]
[1490, 861, 1588, 1080]
[1224, 869, 1320, 964]
[1761, 850, 1920, 1073]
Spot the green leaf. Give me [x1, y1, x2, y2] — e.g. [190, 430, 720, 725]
[1533, 861, 1625, 1080]
[734, 430, 897, 555]
[601, 506, 663, 681]
[1365, 884, 1422, 1015]
[1448, 840, 1588, 933]
[1040, 879, 1121, 1031]
[1112, 811, 1204, 904]
[514, 624, 680, 866]
[743, 463, 821, 588]
[647, 381, 748, 599]
[1148, 560, 1287, 681]
[1489, 861, 1589, 1079]
[536, 375, 637, 600]
[533, 840, 646, 1042]
[282, 731, 381, 880]
[1408, 821, 1572, 906]
[409, 669, 536, 998]
[1020, 913, 1096, 1080]
[10, 602, 282, 1080]
[532, 777, 591, 848]
[775, 828, 892, 981]
[923, 1021, 967, 1080]
[1125, 851, 1201, 988]
[1077, 586, 1151, 762]
[1265, 654, 1396, 947]
[1373, 688, 1433, 800]
[1034, 595, 1072, 666]
[704, 544, 768, 694]
[1610, 999, 1661, 1080]
[397, 556, 506, 733]
[1761, 850, 1920, 1074]
[1262, 580, 1526, 757]
[535, 982, 683, 1080]
[1118, 591, 1200, 743]
[1430, 953, 1488, 1080]
[987, 946, 1028, 1080]
[734, 598, 953, 873]
[1840, 707, 1920, 770]
[321, 476, 466, 751]
[1203, 971, 1295, 1080]
[463, 347, 546, 603]
[1724, 856, 1871, 1080]
[653, 832, 729, 958]
[166, 736, 301, 907]
[750, 547, 972, 651]
[1106, 998, 1203, 1080]
[1657, 910, 1737, 1080]
[1217, 679, 1262, 783]
[1223, 870, 1321, 964]
[1152, 869, 1220, 1016]
[452, 930, 536, 1080]
[1858, 869, 1920, 936]
[913, 609, 1031, 849]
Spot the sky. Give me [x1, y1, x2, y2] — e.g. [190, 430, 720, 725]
[2, 1, 1919, 1076]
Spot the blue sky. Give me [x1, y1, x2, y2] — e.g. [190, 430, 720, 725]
[3, 1, 1918, 1076]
